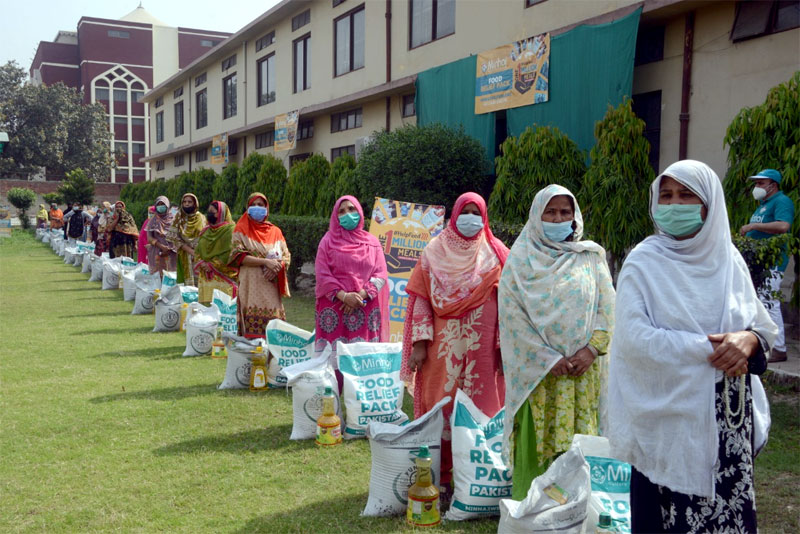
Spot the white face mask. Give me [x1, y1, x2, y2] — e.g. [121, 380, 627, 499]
[455, 213, 483, 237]
[752, 187, 768, 201]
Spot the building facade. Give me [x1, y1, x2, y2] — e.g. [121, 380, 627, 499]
[30, 6, 231, 183]
[142, 0, 798, 182]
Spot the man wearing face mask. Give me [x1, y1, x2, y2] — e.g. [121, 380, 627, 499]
[739, 169, 795, 363]
[63, 202, 93, 244]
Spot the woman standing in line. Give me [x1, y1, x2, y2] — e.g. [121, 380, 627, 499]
[498, 184, 615, 499]
[608, 160, 775, 532]
[107, 201, 139, 259]
[194, 200, 238, 303]
[147, 196, 177, 275]
[168, 193, 206, 285]
[400, 192, 509, 499]
[137, 206, 155, 265]
[229, 193, 290, 339]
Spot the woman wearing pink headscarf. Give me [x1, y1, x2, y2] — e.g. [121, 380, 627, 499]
[315, 196, 389, 365]
[137, 206, 155, 264]
[400, 192, 509, 499]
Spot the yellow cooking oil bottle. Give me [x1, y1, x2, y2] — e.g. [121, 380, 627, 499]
[211, 325, 227, 358]
[315, 386, 342, 446]
[249, 346, 267, 391]
[407, 445, 440, 527]
[179, 303, 189, 332]
[151, 288, 160, 314]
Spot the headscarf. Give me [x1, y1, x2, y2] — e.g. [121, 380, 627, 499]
[37, 204, 48, 220]
[147, 196, 174, 238]
[407, 192, 509, 318]
[195, 200, 235, 262]
[97, 202, 112, 231]
[498, 184, 614, 463]
[315, 196, 390, 339]
[168, 193, 206, 245]
[111, 201, 139, 237]
[49, 206, 63, 223]
[608, 160, 777, 498]
[230, 193, 289, 296]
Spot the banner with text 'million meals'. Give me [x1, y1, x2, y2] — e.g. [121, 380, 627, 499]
[369, 198, 445, 343]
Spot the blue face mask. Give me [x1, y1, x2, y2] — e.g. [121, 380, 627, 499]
[247, 205, 268, 222]
[455, 213, 484, 237]
[653, 204, 704, 237]
[542, 220, 574, 242]
[156, 205, 167, 214]
[339, 212, 360, 231]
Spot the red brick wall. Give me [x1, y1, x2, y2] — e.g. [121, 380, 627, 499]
[0, 180, 127, 209]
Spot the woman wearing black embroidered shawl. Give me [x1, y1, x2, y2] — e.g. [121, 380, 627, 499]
[608, 160, 776, 532]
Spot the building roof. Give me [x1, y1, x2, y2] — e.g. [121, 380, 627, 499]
[119, 4, 169, 27]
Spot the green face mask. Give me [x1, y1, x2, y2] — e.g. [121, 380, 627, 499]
[653, 204, 704, 237]
[338, 212, 360, 231]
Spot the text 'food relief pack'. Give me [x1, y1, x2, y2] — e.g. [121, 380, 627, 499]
[362, 396, 449, 517]
[337, 341, 408, 439]
[266, 319, 315, 388]
[446, 389, 511, 520]
[572, 434, 631, 533]
[211, 289, 236, 333]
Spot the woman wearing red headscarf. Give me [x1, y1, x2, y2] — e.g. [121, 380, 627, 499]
[314, 195, 389, 365]
[228, 193, 290, 338]
[400, 192, 509, 498]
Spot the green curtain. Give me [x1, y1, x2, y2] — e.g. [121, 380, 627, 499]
[507, 8, 642, 153]
[415, 56, 497, 169]
[415, 7, 641, 166]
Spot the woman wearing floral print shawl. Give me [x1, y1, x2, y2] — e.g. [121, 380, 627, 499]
[498, 184, 615, 500]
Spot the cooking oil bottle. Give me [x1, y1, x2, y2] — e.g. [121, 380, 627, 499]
[407, 445, 440, 527]
[249, 345, 267, 391]
[315, 386, 342, 446]
[211, 325, 227, 358]
[179, 303, 189, 332]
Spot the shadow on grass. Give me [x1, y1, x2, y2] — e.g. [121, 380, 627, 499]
[76, 325, 156, 336]
[59, 310, 131, 319]
[153, 424, 300, 456]
[90, 382, 221, 403]
[50, 287, 103, 292]
[94, 345, 186, 358]
[234, 492, 400, 534]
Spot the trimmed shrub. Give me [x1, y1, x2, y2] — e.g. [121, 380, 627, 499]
[192, 168, 218, 209]
[213, 163, 239, 209]
[42, 192, 63, 206]
[355, 124, 488, 214]
[7, 186, 36, 228]
[269, 214, 329, 289]
[57, 168, 95, 206]
[235, 153, 268, 214]
[315, 153, 356, 217]
[489, 126, 586, 224]
[283, 154, 331, 216]
[254, 154, 288, 214]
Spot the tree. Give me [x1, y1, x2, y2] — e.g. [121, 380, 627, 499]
[235, 153, 268, 214]
[315, 152, 356, 217]
[579, 98, 655, 276]
[192, 168, 218, 209]
[57, 168, 96, 206]
[213, 163, 239, 210]
[253, 154, 288, 214]
[6, 187, 36, 229]
[355, 124, 488, 214]
[489, 126, 586, 224]
[42, 192, 63, 206]
[0, 63, 112, 180]
[724, 72, 799, 303]
[282, 154, 331, 216]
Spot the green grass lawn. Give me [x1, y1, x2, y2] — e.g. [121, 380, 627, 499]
[1, 230, 797, 533]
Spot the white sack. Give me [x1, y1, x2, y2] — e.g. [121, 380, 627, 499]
[182, 302, 220, 357]
[282, 347, 339, 440]
[266, 319, 315, 388]
[218, 334, 266, 389]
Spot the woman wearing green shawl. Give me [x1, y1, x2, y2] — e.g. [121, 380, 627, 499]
[168, 193, 206, 284]
[194, 200, 238, 303]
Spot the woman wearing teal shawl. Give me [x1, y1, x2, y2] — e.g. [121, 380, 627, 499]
[498, 184, 615, 499]
[194, 200, 238, 303]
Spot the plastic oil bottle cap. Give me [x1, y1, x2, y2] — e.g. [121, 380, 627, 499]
[598, 512, 613, 527]
[255, 345, 263, 352]
[324, 386, 333, 396]
[417, 445, 431, 459]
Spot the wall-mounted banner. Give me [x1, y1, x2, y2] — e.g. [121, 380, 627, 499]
[274, 110, 300, 152]
[369, 198, 445, 343]
[474, 33, 550, 115]
[210, 133, 228, 165]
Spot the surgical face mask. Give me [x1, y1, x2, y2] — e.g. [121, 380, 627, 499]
[542, 220, 574, 242]
[183, 205, 196, 214]
[73, 206, 80, 211]
[455, 213, 484, 237]
[339, 212, 361, 231]
[156, 205, 167, 214]
[752, 187, 768, 201]
[206, 212, 217, 225]
[247, 205, 268, 222]
[653, 203, 704, 237]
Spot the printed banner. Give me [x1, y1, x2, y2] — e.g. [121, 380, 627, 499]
[210, 133, 228, 165]
[474, 32, 550, 114]
[274, 110, 300, 152]
[369, 198, 446, 343]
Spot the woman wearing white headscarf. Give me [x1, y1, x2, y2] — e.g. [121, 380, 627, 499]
[608, 160, 775, 532]
[499, 184, 615, 499]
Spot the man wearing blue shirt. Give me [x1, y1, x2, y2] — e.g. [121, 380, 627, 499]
[739, 169, 795, 362]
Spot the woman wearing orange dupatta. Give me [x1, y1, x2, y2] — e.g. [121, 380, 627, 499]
[400, 192, 509, 496]
[228, 193, 291, 339]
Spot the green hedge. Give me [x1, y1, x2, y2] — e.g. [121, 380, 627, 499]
[269, 214, 329, 290]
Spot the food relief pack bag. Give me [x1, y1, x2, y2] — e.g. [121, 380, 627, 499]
[266, 319, 315, 388]
[131, 272, 161, 315]
[446, 389, 511, 520]
[211, 289, 236, 332]
[101, 259, 122, 290]
[182, 302, 220, 357]
[161, 270, 177, 289]
[361, 396, 450, 517]
[181, 285, 199, 304]
[571, 434, 631, 534]
[153, 284, 183, 333]
[218, 335, 266, 389]
[337, 341, 408, 439]
[281, 346, 339, 440]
